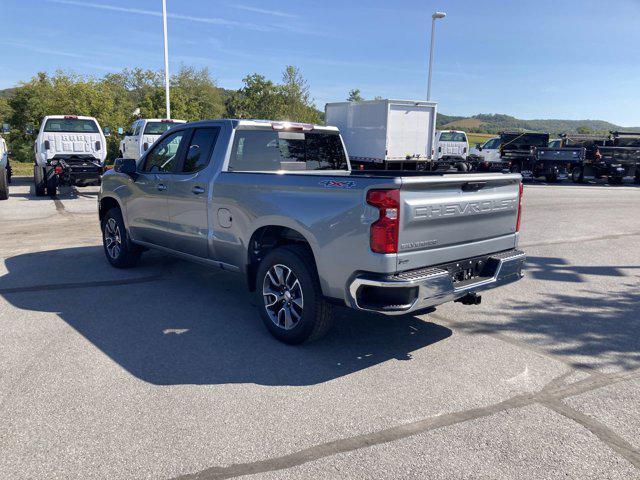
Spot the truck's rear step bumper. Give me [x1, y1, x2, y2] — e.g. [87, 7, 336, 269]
[348, 249, 525, 315]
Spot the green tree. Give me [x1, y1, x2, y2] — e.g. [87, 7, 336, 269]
[576, 126, 593, 134]
[226, 74, 284, 120]
[347, 89, 364, 102]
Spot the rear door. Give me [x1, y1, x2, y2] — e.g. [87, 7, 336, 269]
[387, 104, 432, 159]
[165, 126, 221, 258]
[126, 129, 188, 248]
[396, 174, 521, 270]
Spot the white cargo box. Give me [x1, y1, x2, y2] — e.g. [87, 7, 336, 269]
[325, 99, 437, 164]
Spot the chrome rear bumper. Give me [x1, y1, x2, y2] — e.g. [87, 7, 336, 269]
[348, 249, 526, 315]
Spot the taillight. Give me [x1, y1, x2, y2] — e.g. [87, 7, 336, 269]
[95, 141, 101, 151]
[516, 182, 524, 232]
[54, 166, 63, 174]
[367, 189, 400, 254]
[143, 142, 149, 151]
[44, 140, 50, 150]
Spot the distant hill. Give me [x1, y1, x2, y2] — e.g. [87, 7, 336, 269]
[437, 113, 639, 135]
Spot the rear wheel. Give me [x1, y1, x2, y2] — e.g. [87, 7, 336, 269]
[0, 167, 8, 200]
[545, 174, 558, 183]
[256, 245, 333, 344]
[46, 175, 57, 197]
[635, 174, 640, 185]
[609, 176, 624, 185]
[34, 165, 46, 196]
[571, 166, 584, 184]
[101, 208, 143, 268]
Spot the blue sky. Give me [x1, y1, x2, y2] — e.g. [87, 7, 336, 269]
[1, 0, 639, 125]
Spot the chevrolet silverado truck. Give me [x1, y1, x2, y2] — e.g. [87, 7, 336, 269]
[33, 115, 107, 197]
[119, 118, 186, 160]
[99, 119, 526, 344]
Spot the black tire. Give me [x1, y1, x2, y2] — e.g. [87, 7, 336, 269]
[510, 164, 521, 174]
[454, 162, 469, 172]
[571, 166, 584, 184]
[0, 167, 8, 201]
[609, 176, 624, 185]
[635, 175, 640, 185]
[46, 175, 57, 197]
[101, 207, 143, 268]
[545, 174, 558, 183]
[34, 166, 46, 197]
[255, 245, 334, 344]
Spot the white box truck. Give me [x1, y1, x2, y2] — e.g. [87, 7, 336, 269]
[325, 99, 437, 170]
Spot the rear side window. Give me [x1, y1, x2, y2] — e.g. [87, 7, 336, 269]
[228, 130, 348, 172]
[144, 122, 176, 135]
[439, 132, 467, 142]
[44, 118, 99, 133]
[182, 128, 220, 173]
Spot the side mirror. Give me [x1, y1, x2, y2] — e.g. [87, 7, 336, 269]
[117, 127, 124, 135]
[2, 123, 9, 134]
[114, 158, 137, 177]
[476, 143, 482, 150]
[25, 126, 35, 135]
[103, 127, 111, 137]
[7, 151, 12, 157]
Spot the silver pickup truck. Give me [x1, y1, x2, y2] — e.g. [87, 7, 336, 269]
[99, 119, 525, 344]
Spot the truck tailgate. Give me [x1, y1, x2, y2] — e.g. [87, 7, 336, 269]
[397, 173, 521, 270]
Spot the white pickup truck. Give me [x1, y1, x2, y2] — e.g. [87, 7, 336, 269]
[33, 115, 107, 197]
[119, 119, 186, 160]
[0, 135, 10, 200]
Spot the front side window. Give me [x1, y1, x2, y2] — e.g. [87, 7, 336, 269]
[228, 130, 348, 172]
[133, 122, 142, 136]
[44, 118, 99, 133]
[142, 130, 185, 173]
[144, 122, 177, 135]
[182, 128, 220, 173]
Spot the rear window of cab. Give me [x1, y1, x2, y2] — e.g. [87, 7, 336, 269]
[143, 122, 177, 135]
[228, 129, 348, 172]
[44, 119, 99, 133]
[439, 132, 467, 142]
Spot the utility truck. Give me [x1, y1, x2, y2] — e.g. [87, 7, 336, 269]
[100, 119, 526, 344]
[325, 99, 437, 171]
[120, 118, 186, 160]
[33, 115, 107, 197]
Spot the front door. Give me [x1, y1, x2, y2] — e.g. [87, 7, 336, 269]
[165, 127, 221, 258]
[126, 129, 188, 248]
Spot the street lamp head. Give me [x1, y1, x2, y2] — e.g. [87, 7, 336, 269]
[432, 11, 447, 19]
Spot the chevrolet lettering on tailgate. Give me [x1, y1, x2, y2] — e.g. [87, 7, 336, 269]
[414, 198, 518, 220]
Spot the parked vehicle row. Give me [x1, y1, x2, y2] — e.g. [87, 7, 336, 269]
[99, 117, 526, 344]
[468, 131, 640, 184]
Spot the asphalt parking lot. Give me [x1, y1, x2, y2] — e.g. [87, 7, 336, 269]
[1, 177, 639, 480]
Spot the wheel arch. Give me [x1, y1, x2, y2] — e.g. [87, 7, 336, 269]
[245, 224, 320, 293]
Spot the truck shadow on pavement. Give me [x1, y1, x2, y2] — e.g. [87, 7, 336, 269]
[0, 246, 452, 386]
[460, 256, 640, 372]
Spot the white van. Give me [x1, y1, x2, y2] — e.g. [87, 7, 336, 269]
[119, 118, 186, 160]
[434, 130, 468, 161]
[33, 115, 107, 196]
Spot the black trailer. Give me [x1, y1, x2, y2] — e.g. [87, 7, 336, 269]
[560, 133, 640, 184]
[499, 132, 581, 182]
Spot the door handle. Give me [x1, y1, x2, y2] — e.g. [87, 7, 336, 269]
[157, 183, 167, 191]
[192, 186, 205, 195]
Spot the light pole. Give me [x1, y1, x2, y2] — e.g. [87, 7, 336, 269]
[162, 0, 171, 119]
[427, 11, 446, 101]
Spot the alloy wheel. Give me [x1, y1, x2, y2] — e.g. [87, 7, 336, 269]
[104, 218, 122, 259]
[262, 264, 304, 330]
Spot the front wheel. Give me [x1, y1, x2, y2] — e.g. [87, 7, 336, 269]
[0, 167, 8, 200]
[256, 245, 334, 344]
[101, 208, 143, 268]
